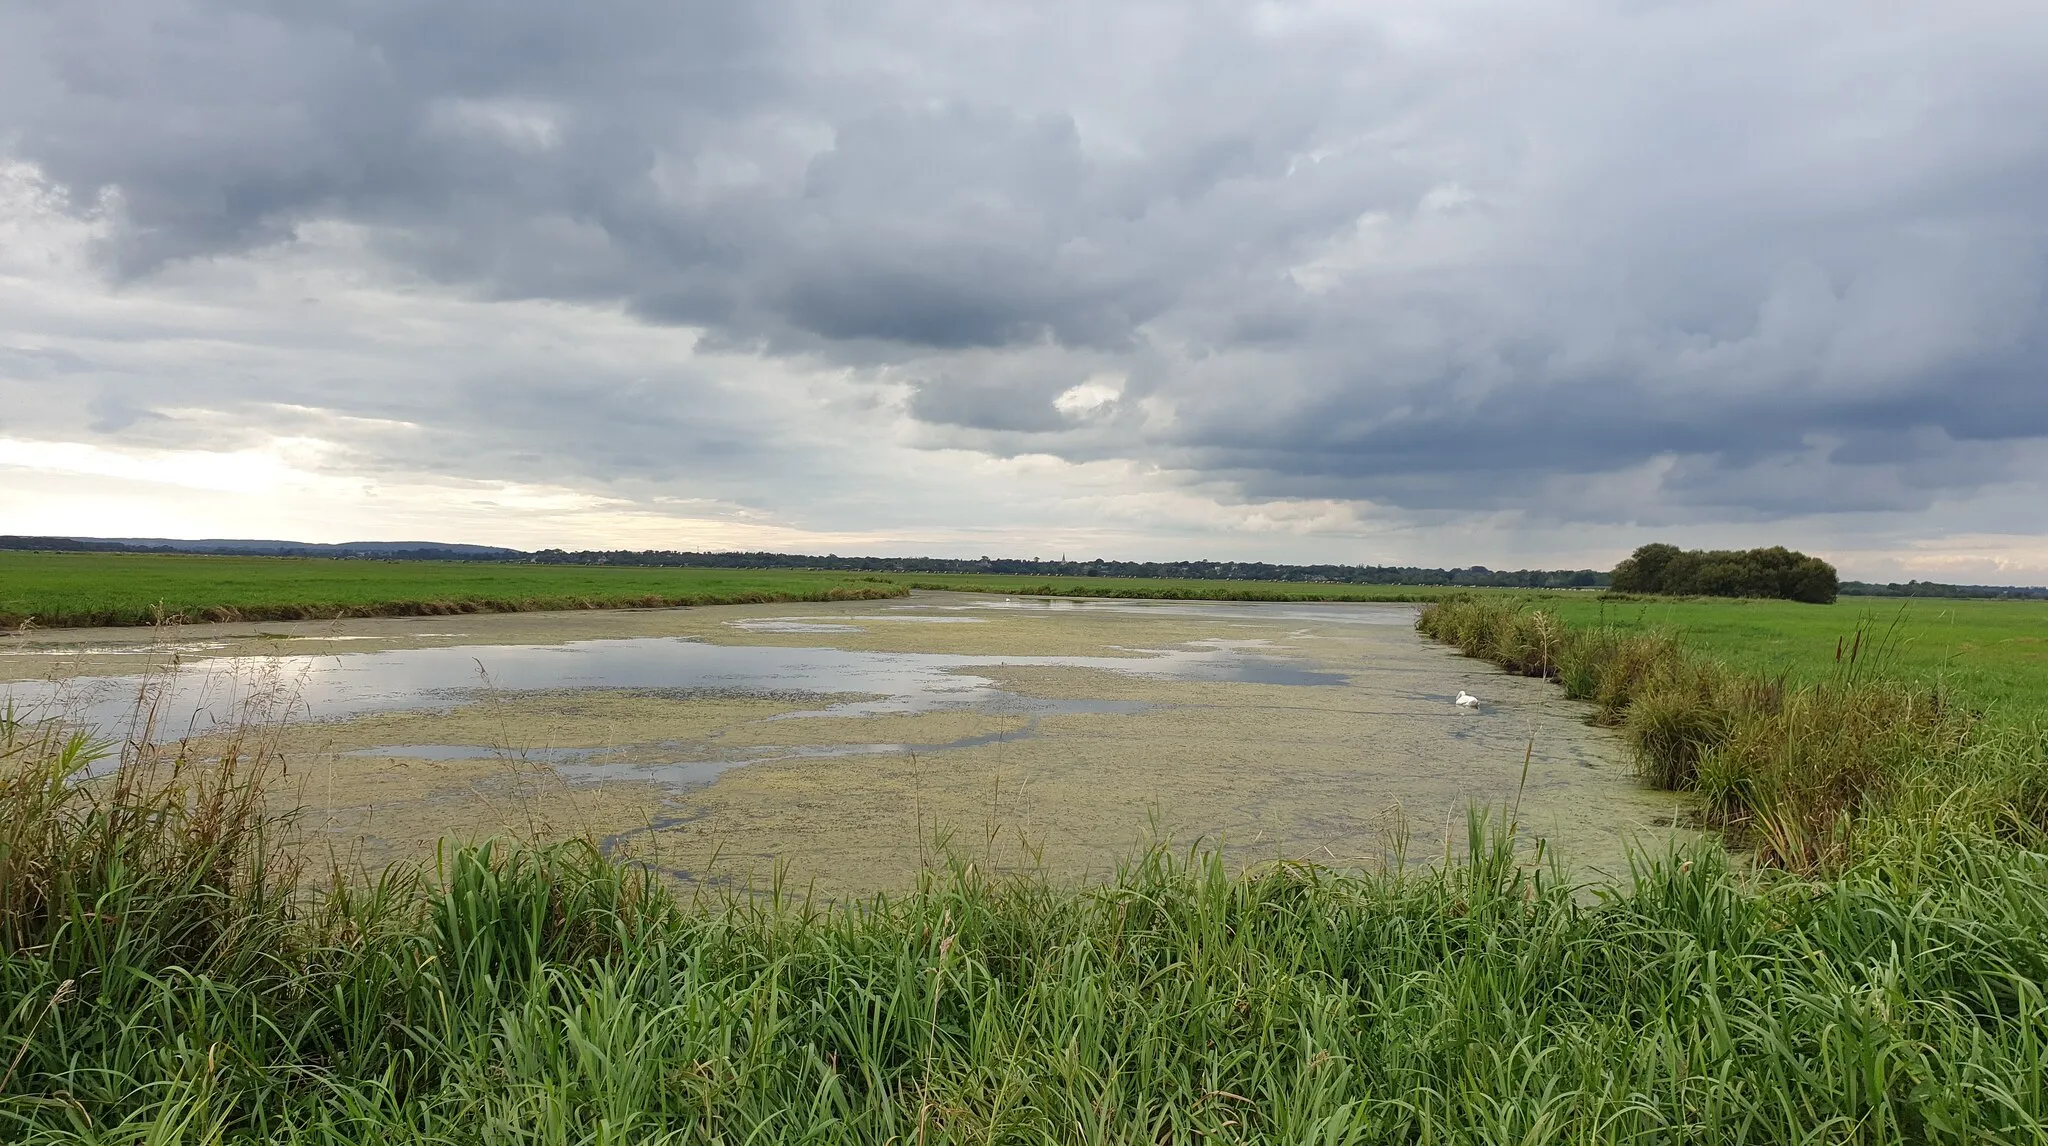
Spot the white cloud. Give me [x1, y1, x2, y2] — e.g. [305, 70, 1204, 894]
[1053, 374, 1123, 418]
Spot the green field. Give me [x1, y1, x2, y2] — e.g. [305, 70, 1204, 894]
[0, 551, 1531, 629]
[1528, 593, 2048, 715]
[0, 551, 906, 627]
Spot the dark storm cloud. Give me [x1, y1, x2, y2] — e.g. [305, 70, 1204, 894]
[908, 374, 1070, 434]
[4, 0, 2047, 526]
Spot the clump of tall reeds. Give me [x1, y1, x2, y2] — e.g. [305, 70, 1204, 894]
[0, 710, 300, 970]
[1418, 595, 1993, 869]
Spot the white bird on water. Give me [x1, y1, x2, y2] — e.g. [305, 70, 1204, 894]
[1455, 690, 1480, 709]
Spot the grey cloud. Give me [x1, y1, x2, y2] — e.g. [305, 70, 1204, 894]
[0, 345, 99, 378]
[908, 373, 1070, 433]
[6, 1, 770, 268]
[4, 0, 2048, 537]
[438, 374, 776, 482]
[85, 393, 168, 434]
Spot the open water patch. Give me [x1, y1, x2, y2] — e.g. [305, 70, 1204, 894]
[5, 634, 1332, 743]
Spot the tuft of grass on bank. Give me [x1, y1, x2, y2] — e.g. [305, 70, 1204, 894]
[5, 712, 2048, 1143]
[0, 551, 906, 629]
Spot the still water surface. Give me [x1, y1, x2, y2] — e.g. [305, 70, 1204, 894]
[2, 594, 1681, 890]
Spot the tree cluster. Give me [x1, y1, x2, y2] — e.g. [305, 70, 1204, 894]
[1610, 543, 1838, 604]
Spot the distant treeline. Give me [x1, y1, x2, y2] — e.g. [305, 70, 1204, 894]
[1841, 580, 2048, 601]
[526, 549, 1610, 588]
[12, 534, 2047, 600]
[1611, 543, 1839, 604]
[0, 534, 1600, 587]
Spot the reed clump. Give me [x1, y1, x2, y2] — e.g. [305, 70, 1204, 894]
[0, 713, 300, 971]
[5, 707, 2048, 1142]
[1418, 595, 1997, 870]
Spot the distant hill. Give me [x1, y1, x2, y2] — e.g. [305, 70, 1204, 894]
[0, 536, 521, 559]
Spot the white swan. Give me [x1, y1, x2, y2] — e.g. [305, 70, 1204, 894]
[1455, 690, 1480, 709]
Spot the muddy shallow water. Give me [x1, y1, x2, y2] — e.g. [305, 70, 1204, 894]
[1, 593, 1685, 893]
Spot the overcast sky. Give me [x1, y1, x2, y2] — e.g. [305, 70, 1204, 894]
[3, 2, 2046, 581]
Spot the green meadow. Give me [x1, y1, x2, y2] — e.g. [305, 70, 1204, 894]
[1536, 593, 2048, 714]
[0, 551, 1491, 631]
[0, 551, 906, 628]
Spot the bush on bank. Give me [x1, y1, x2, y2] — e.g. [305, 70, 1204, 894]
[1609, 543, 1840, 604]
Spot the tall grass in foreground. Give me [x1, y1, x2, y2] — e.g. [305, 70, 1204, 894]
[5, 715, 2048, 1142]
[1417, 595, 2043, 871]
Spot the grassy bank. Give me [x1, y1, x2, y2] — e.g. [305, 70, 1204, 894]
[921, 578, 2048, 722]
[0, 552, 906, 629]
[1418, 595, 2046, 872]
[4, 714, 2047, 1143]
